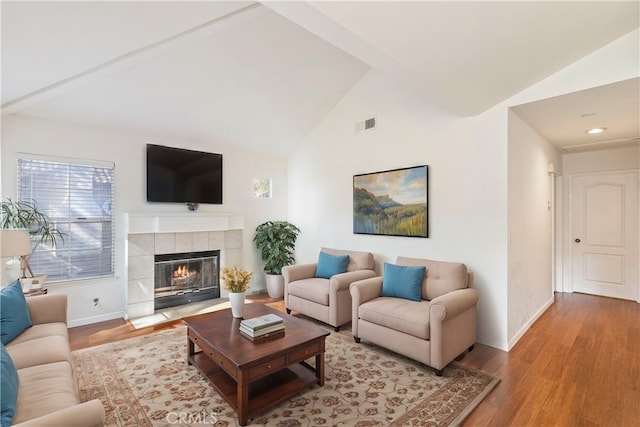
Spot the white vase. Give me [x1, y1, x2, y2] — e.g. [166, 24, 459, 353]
[265, 274, 285, 298]
[228, 291, 246, 318]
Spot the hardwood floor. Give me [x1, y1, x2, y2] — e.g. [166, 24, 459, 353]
[461, 292, 640, 427]
[68, 292, 640, 426]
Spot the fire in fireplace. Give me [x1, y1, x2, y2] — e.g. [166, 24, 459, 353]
[154, 250, 220, 310]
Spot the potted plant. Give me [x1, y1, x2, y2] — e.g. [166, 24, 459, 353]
[1, 198, 65, 283]
[253, 220, 300, 298]
[221, 265, 253, 318]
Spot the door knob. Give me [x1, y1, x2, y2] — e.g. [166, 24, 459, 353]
[575, 238, 581, 243]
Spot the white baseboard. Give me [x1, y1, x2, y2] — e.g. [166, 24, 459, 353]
[477, 335, 509, 352]
[68, 311, 125, 328]
[507, 295, 554, 350]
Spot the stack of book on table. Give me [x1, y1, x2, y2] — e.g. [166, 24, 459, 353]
[239, 313, 285, 340]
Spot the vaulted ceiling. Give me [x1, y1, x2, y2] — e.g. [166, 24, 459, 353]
[2, 1, 638, 154]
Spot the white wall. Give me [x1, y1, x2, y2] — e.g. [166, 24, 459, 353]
[563, 146, 640, 174]
[1, 114, 289, 325]
[289, 69, 510, 349]
[504, 29, 639, 109]
[288, 28, 639, 351]
[507, 110, 562, 346]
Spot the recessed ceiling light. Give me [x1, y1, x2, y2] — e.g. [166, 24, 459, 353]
[586, 127, 607, 134]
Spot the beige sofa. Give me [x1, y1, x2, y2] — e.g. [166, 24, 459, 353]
[350, 257, 478, 375]
[4, 294, 105, 426]
[283, 248, 376, 331]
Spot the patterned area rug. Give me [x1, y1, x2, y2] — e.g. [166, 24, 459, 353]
[72, 327, 499, 427]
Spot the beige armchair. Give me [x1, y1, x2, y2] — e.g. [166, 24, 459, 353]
[350, 256, 478, 375]
[283, 248, 376, 331]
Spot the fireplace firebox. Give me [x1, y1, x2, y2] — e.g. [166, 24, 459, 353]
[154, 250, 220, 310]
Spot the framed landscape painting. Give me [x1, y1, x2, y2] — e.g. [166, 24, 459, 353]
[353, 165, 428, 238]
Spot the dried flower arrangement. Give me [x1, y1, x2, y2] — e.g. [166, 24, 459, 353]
[221, 265, 253, 293]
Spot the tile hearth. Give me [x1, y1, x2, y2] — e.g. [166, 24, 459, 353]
[129, 297, 230, 329]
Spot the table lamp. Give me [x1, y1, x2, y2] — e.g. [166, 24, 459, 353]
[0, 229, 31, 285]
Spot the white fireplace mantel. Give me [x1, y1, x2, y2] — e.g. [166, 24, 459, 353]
[124, 213, 244, 234]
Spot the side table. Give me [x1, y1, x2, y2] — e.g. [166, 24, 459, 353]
[24, 288, 48, 297]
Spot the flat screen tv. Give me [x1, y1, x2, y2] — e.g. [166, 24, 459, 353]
[146, 144, 223, 205]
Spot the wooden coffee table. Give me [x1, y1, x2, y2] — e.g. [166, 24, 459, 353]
[183, 304, 330, 426]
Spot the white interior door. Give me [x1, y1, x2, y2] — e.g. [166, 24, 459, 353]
[571, 171, 639, 301]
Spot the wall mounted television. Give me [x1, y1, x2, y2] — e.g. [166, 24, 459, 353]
[146, 144, 223, 205]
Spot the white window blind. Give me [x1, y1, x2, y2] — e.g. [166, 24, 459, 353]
[17, 156, 114, 282]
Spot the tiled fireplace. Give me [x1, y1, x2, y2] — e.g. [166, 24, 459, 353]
[125, 214, 243, 319]
[154, 249, 220, 310]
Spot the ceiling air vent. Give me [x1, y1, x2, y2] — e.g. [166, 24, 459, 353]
[355, 116, 377, 133]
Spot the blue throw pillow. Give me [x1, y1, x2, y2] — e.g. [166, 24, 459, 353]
[381, 263, 426, 302]
[315, 252, 350, 279]
[0, 280, 32, 345]
[0, 343, 19, 427]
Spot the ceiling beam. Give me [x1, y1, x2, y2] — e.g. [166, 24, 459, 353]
[1, 2, 268, 116]
[262, 1, 460, 116]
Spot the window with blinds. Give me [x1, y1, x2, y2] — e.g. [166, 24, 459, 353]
[17, 156, 115, 282]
